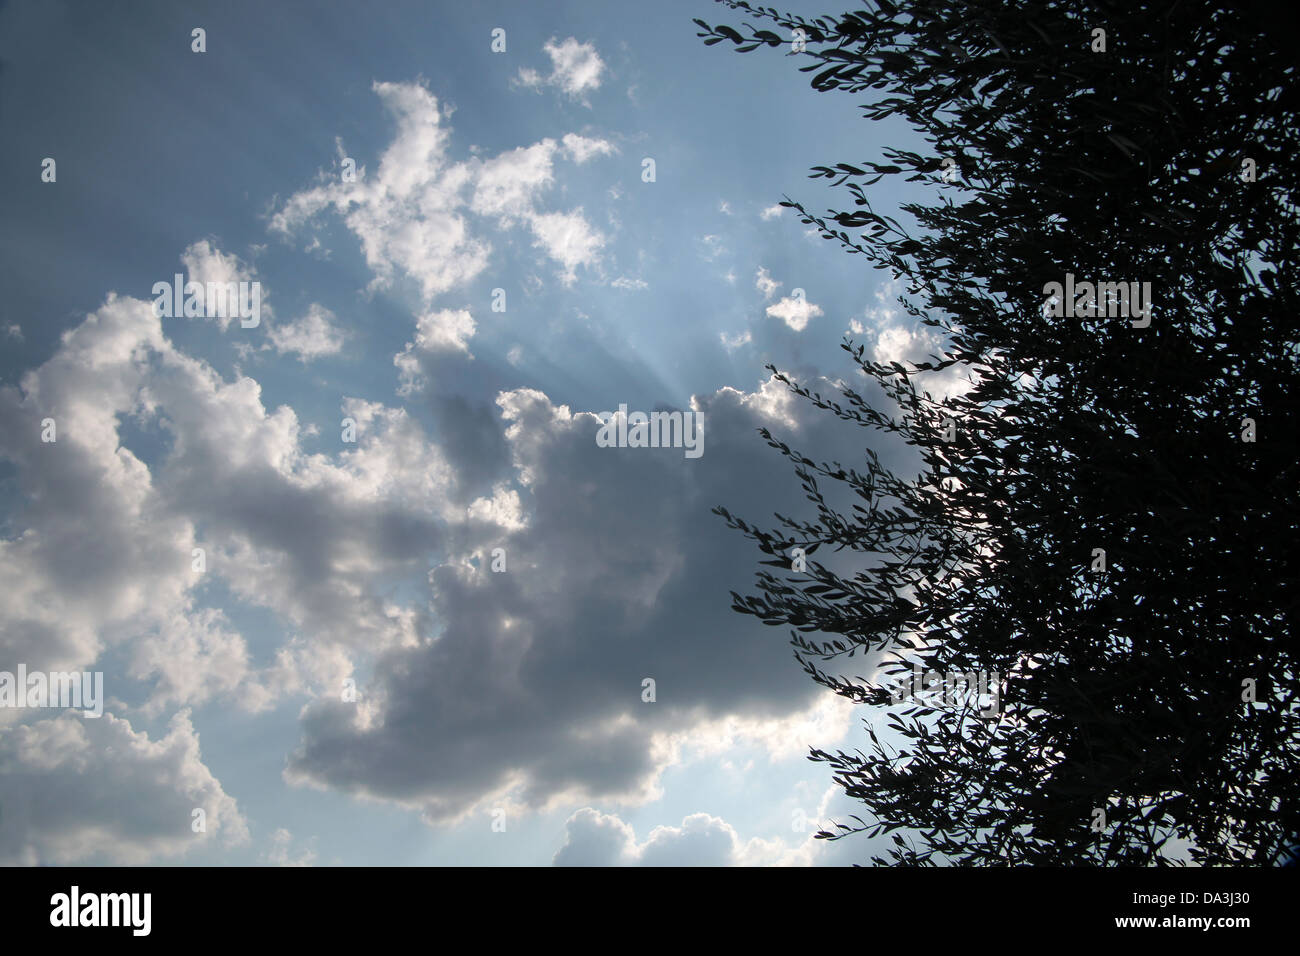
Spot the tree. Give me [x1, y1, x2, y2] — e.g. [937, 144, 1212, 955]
[702, 0, 1299, 864]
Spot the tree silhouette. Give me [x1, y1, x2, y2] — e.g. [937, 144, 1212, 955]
[702, 0, 1298, 864]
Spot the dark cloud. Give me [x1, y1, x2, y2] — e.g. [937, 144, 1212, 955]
[286, 377, 902, 820]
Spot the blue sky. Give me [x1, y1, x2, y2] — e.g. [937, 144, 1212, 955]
[0, 0, 947, 865]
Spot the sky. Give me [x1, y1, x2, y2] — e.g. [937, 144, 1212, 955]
[0, 0, 949, 866]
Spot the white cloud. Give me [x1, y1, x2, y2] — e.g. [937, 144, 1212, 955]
[859, 279, 972, 399]
[395, 308, 477, 392]
[553, 808, 639, 865]
[755, 266, 781, 300]
[270, 81, 488, 304]
[611, 276, 648, 291]
[554, 808, 800, 867]
[720, 330, 751, 351]
[126, 609, 255, 715]
[267, 304, 345, 361]
[272, 82, 607, 296]
[1, 283, 905, 852]
[760, 204, 785, 220]
[0, 289, 475, 722]
[0, 294, 201, 679]
[766, 294, 823, 332]
[263, 828, 318, 867]
[0, 710, 248, 864]
[415, 308, 476, 355]
[529, 209, 605, 285]
[179, 240, 266, 332]
[518, 38, 606, 101]
[561, 133, 616, 164]
[471, 141, 557, 221]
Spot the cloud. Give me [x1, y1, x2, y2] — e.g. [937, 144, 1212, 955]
[518, 38, 606, 101]
[0, 289, 472, 719]
[271, 81, 606, 295]
[413, 308, 476, 355]
[179, 240, 266, 332]
[471, 142, 557, 221]
[699, 235, 725, 261]
[760, 204, 784, 220]
[856, 280, 973, 399]
[470, 142, 605, 282]
[0, 293, 202, 679]
[553, 808, 640, 865]
[267, 304, 345, 361]
[0, 283, 900, 854]
[766, 294, 823, 332]
[561, 133, 617, 164]
[0, 710, 248, 864]
[553, 808, 792, 866]
[720, 330, 751, 351]
[395, 308, 478, 392]
[263, 828, 318, 867]
[283, 375, 878, 825]
[554, 775, 892, 867]
[270, 81, 488, 304]
[755, 266, 781, 300]
[528, 209, 605, 285]
[611, 277, 648, 291]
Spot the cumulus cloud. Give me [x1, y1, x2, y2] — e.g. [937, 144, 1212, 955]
[561, 133, 617, 164]
[517, 38, 606, 101]
[855, 279, 973, 399]
[179, 240, 266, 332]
[394, 308, 478, 393]
[554, 808, 796, 866]
[529, 209, 605, 285]
[755, 266, 781, 300]
[471, 142, 557, 222]
[263, 828, 318, 867]
[267, 304, 345, 361]
[0, 287, 476, 720]
[413, 308, 476, 355]
[554, 777, 892, 867]
[283, 374, 880, 825]
[0, 293, 199, 678]
[766, 293, 823, 332]
[0, 270, 900, 856]
[271, 81, 605, 294]
[0, 710, 247, 864]
[270, 82, 487, 303]
[760, 204, 785, 221]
